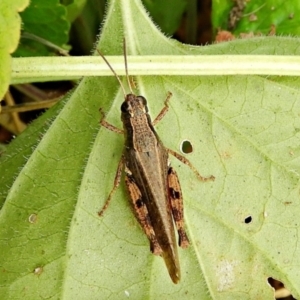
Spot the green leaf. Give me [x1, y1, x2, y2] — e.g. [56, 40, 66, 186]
[212, 0, 300, 35]
[212, 0, 232, 30]
[62, 0, 87, 22]
[1, 0, 300, 298]
[14, 0, 70, 56]
[0, 0, 29, 100]
[236, 1, 300, 35]
[142, 0, 187, 35]
[68, 0, 106, 55]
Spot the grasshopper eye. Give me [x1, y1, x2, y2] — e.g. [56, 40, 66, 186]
[138, 96, 147, 106]
[138, 96, 148, 112]
[121, 102, 130, 113]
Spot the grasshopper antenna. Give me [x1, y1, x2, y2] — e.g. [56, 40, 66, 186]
[97, 48, 127, 98]
[123, 38, 134, 94]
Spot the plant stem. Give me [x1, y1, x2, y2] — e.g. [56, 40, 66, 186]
[11, 55, 300, 84]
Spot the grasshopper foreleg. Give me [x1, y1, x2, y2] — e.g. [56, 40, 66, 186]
[98, 156, 124, 216]
[152, 92, 172, 126]
[99, 107, 124, 134]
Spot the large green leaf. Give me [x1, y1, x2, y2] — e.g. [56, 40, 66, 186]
[1, 0, 300, 298]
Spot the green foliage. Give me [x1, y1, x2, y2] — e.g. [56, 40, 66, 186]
[213, 0, 300, 35]
[15, 0, 70, 56]
[62, 0, 87, 22]
[142, 0, 187, 35]
[0, 0, 29, 100]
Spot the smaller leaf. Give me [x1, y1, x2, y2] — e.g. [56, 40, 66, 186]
[0, 0, 30, 99]
[15, 0, 70, 56]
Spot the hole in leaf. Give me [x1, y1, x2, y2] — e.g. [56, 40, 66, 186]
[180, 140, 193, 154]
[244, 216, 252, 224]
[267, 277, 295, 299]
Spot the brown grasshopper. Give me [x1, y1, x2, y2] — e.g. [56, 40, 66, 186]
[97, 40, 214, 284]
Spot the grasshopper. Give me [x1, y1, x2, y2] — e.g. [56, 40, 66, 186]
[97, 40, 214, 284]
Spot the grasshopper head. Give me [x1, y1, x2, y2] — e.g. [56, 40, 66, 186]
[121, 94, 149, 118]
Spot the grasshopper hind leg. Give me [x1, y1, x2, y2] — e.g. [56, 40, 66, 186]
[167, 166, 190, 248]
[124, 168, 163, 256]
